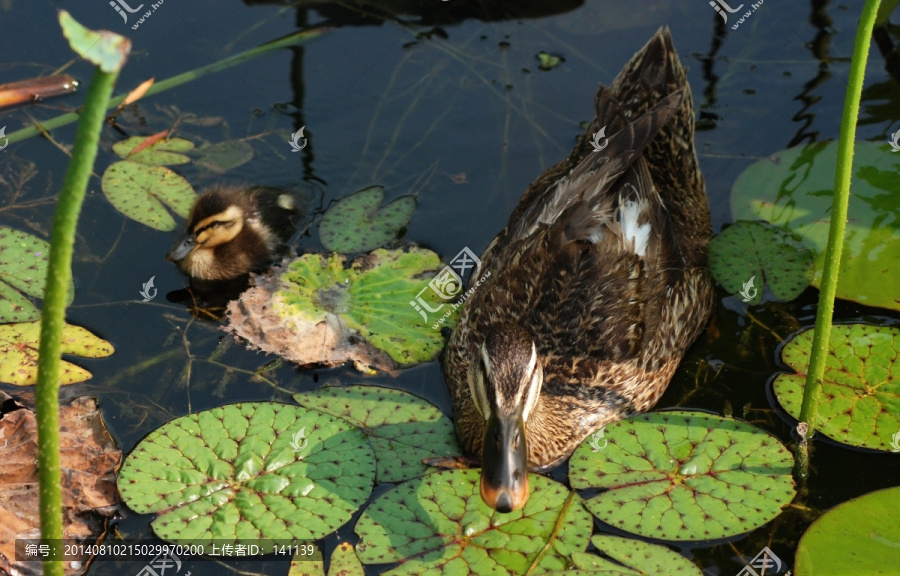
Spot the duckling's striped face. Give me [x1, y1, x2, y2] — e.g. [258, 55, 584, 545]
[167, 205, 246, 280]
[190, 205, 245, 248]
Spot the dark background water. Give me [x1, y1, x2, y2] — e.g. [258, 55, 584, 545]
[1, 0, 899, 574]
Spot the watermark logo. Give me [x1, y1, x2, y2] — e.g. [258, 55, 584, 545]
[109, 0, 145, 24]
[890, 430, 900, 452]
[709, 0, 745, 23]
[289, 427, 308, 452]
[139, 276, 157, 302]
[0, 126, 8, 152]
[736, 546, 790, 576]
[289, 127, 307, 152]
[889, 130, 900, 152]
[0, 428, 7, 450]
[590, 126, 609, 152]
[739, 275, 757, 302]
[410, 247, 490, 330]
[588, 427, 607, 452]
[135, 551, 189, 576]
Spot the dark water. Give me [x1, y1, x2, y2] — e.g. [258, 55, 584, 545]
[1, 0, 898, 574]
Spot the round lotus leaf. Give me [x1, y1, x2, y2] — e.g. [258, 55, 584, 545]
[569, 411, 796, 542]
[355, 469, 591, 574]
[773, 324, 900, 451]
[59, 10, 130, 73]
[732, 140, 900, 311]
[117, 402, 375, 544]
[709, 220, 813, 304]
[0, 227, 74, 323]
[795, 487, 900, 575]
[0, 321, 114, 386]
[112, 136, 194, 165]
[101, 161, 197, 231]
[195, 140, 254, 174]
[319, 186, 416, 253]
[293, 385, 462, 483]
[542, 534, 702, 576]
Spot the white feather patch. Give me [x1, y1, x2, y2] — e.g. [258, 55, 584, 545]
[619, 199, 651, 257]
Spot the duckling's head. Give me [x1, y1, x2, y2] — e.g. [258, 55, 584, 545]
[470, 323, 544, 512]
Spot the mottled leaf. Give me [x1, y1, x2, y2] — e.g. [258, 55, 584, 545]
[773, 324, 900, 451]
[225, 248, 449, 371]
[59, 10, 130, 73]
[570, 411, 796, 541]
[540, 535, 702, 576]
[0, 321, 114, 386]
[195, 140, 254, 173]
[319, 186, 416, 253]
[795, 487, 900, 576]
[288, 545, 324, 576]
[355, 469, 591, 574]
[117, 403, 375, 544]
[112, 136, 194, 165]
[0, 227, 74, 323]
[709, 220, 813, 304]
[293, 385, 462, 483]
[328, 542, 364, 576]
[101, 161, 197, 231]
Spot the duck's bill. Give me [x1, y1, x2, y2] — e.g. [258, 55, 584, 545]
[480, 412, 529, 513]
[167, 235, 196, 262]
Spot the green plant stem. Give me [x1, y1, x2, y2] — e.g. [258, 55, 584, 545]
[6, 27, 328, 145]
[796, 0, 882, 475]
[35, 66, 119, 576]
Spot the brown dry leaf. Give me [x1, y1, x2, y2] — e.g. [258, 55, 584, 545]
[0, 392, 121, 575]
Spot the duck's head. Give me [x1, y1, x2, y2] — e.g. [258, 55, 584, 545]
[167, 198, 249, 281]
[470, 323, 544, 512]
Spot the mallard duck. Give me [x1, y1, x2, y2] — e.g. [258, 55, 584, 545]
[443, 28, 714, 513]
[167, 185, 304, 282]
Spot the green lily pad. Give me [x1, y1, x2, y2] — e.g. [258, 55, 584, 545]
[101, 161, 197, 231]
[319, 186, 416, 253]
[117, 402, 375, 544]
[0, 227, 74, 323]
[795, 487, 900, 576]
[293, 385, 462, 483]
[288, 542, 362, 576]
[0, 321, 114, 386]
[732, 140, 900, 311]
[225, 248, 449, 372]
[112, 136, 194, 165]
[709, 220, 813, 304]
[59, 10, 130, 73]
[355, 469, 591, 574]
[537, 51, 564, 71]
[195, 140, 254, 173]
[569, 411, 796, 542]
[541, 535, 701, 576]
[773, 324, 900, 451]
[288, 545, 324, 576]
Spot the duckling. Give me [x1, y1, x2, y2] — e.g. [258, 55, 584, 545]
[443, 28, 714, 512]
[167, 185, 304, 282]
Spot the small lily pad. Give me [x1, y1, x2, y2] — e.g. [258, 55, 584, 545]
[101, 161, 197, 231]
[293, 385, 462, 483]
[0, 321, 114, 386]
[773, 324, 900, 451]
[537, 51, 564, 71]
[709, 220, 813, 304]
[288, 545, 324, 576]
[225, 248, 449, 371]
[112, 136, 194, 165]
[0, 227, 74, 323]
[59, 10, 130, 73]
[355, 469, 591, 574]
[195, 140, 254, 173]
[549, 535, 702, 576]
[319, 186, 416, 253]
[288, 542, 362, 576]
[117, 402, 375, 544]
[569, 411, 796, 542]
[795, 487, 900, 576]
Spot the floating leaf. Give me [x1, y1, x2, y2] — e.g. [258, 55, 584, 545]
[355, 469, 591, 574]
[0, 227, 74, 323]
[101, 161, 197, 231]
[195, 140, 254, 173]
[732, 141, 900, 311]
[552, 535, 702, 576]
[59, 10, 130, 73]
[795, 487, 900, 575]
[569, 411, 796, 541]
[225, 248, 449, 371]
[328, 542, 364, 576]
[287, 544, 324, 576]
[709, 220, 813, 304]
[112, 136, 194, 165]
[0, 321, 114, 386]
[773, 324, 900, 451]
[536, 51, 564, 71]
[293, 385, 462, 483]
[319, 186, 416, 253]
[117, 403, 375, 544]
